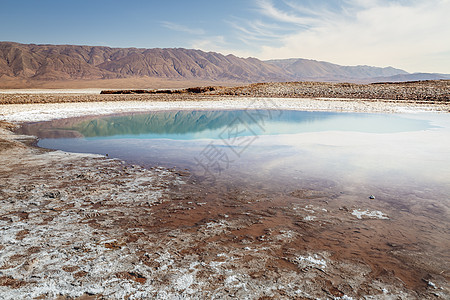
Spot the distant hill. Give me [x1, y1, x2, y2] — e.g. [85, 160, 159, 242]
[361, 72, 450, 83]
[1, 42, 449, 87]
[265, 58, 408, 82]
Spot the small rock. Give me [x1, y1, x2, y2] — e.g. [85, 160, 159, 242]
[43, 191, 61, 199]
[339, 206, 349, 212]
[369, 195, 375, 199]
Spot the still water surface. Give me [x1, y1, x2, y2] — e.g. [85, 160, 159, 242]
[20, 110, 449, 192]
[18, 109, 450, 284]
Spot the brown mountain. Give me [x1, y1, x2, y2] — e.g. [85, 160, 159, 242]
[1, 41, 448, 88]
[0, 42, 286, 83]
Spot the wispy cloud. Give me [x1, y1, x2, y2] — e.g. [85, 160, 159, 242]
[228, 18, 289, 43]
[256, 0, 316, 26]
[234, 0, 450, 73]
[160, 21, 205, 35]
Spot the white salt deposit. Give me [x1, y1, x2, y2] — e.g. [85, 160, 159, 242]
[0, 97, 440, 124]
[295, 254, 327, 269]
[352, 209, 389, 220]
[303, 216, 316, 221]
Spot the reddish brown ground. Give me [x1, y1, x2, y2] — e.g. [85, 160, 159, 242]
[0, 120, 448, 299]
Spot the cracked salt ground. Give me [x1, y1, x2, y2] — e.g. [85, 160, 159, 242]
[0, 140, 185, 298]
[351, 209, 389, 220]
[1, 124, 449, 299]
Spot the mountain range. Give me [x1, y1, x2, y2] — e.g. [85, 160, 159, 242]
[1, 41, 449, 87]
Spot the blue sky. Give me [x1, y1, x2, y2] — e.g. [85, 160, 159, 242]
[1, 0, 449, 73]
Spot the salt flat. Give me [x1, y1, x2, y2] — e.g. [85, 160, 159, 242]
[1, 96, 447, 123]
[0, 95, 448, 299]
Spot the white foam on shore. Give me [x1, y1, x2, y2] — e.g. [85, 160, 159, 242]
[0, 97, 443, 123]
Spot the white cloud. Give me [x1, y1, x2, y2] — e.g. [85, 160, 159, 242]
[191, 35, 254, 58]
[241, 0, 450, 73]
[161, 21, 205, 35]
[228, 19, 289, 44]
[256, 0, 317, 25]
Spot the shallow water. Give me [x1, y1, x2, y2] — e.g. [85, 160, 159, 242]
[18, 109, 450, 287]
[19, 109, 450, 216]
[20, 109, 448, 190]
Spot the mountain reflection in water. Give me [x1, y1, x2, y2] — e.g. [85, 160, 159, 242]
[19, 110, 435, 140]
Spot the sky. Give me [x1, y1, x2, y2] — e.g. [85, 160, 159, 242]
[1, 0, 449, 73]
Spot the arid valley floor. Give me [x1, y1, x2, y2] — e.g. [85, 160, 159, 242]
[0, 86, 449, 299]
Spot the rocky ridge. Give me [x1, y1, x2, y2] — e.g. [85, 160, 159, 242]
[0, 42, 284, 82]
[3, 42, 444, 85]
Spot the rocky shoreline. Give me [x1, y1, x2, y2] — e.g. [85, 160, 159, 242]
[208, 80, 450, 102]
[98, 80, 450, 102]
[1, 80, 449, 105]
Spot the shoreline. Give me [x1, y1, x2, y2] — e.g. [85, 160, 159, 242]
[1, 96, 448, 124]
[1, 97, 449, 299]
[2, 80, 449, 102]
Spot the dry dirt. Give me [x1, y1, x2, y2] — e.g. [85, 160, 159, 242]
[0, 75, 239, 90]
[206, 81, 450, 102]
[0, 112, 449, 299]
[1, 80, 449, 105]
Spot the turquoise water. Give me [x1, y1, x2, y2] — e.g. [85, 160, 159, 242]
[30, 110, 434, 140]
[19, 109, 449, 195]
